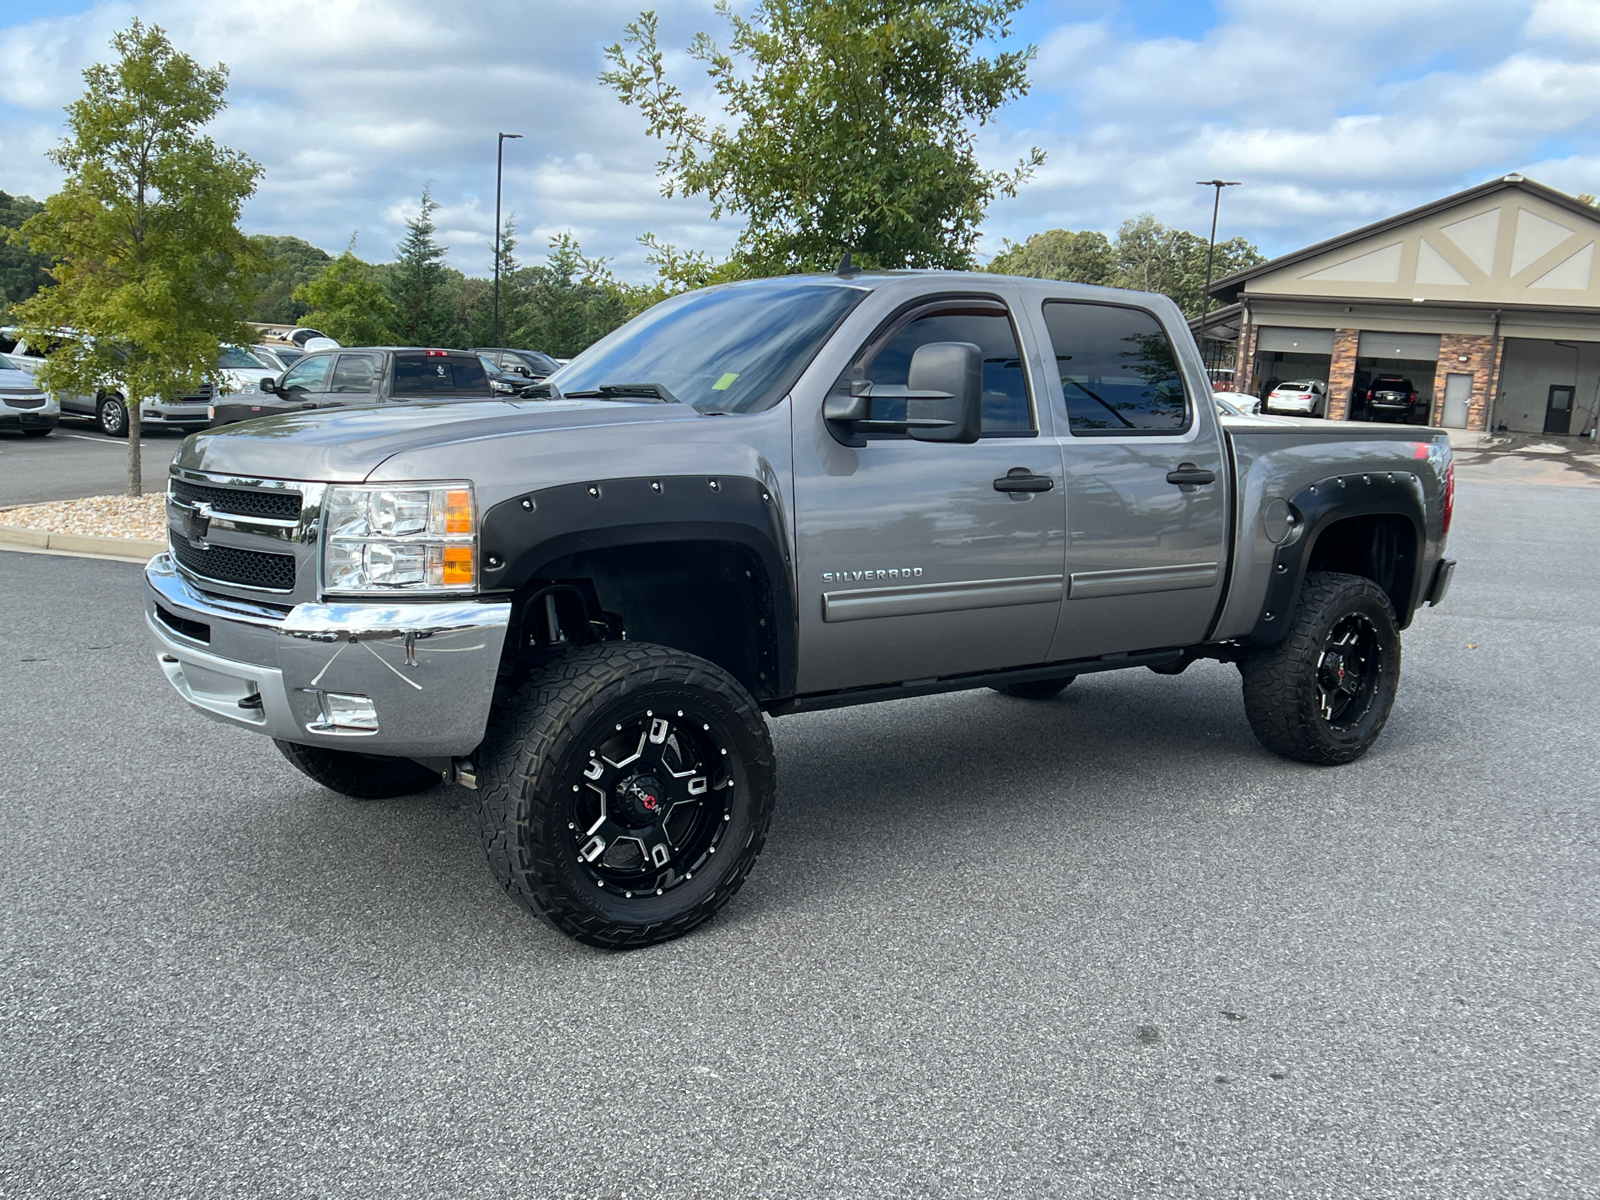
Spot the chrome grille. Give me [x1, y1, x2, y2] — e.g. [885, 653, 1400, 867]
[167, 468, 326, 602]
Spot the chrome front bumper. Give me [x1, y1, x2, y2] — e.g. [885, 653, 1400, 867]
[145, 554, 511, 756]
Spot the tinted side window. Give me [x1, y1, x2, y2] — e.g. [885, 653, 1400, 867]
[861, 307, 1034, 436]
[1042, 302, 1189, 435]
[329, 354, 379, 393]
[393, 355, 491, 396]
[279, 354, 333, 392]
[0, 335, 17, 355]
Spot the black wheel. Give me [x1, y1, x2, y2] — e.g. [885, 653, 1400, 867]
[97, 395, 129, 437]
[993, 676, 1076, 700]
[274, 740, 441, 799]
[476, 642, 775, 949]
[1241, 571, 1401, 765]
[23, 428, 52, 438]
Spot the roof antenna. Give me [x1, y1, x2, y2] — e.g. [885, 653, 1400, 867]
[835, 250, 858, 277]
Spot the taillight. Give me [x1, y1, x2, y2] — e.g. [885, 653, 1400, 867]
[425, 349, 449, 357]
[1366, 389, 1374, 400]
[1443, 459, 1455, 536]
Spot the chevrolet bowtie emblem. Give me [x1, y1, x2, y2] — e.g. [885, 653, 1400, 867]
[184, 501, 214, 548]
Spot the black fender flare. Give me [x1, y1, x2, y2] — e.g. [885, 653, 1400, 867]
[1244, 469, 1426, 648]
[479, 474, 796, 696]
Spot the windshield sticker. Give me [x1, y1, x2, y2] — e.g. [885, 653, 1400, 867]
[711, 373, 739, 391]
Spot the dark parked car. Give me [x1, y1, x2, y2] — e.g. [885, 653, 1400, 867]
[471, 347, 560, 380]
[209, 348, 494, 427]
[1363, 375, 1423, 424]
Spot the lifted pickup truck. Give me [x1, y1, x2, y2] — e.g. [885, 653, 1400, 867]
[146, 270, 1457, 948]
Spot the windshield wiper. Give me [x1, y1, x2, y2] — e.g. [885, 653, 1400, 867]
[562, 382, 684, 405]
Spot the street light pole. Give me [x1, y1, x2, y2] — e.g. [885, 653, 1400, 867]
[494, 132, 523, 347]
[1196, 179, 1242, 373]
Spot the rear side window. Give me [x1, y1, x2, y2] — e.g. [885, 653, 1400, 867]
[330, 354, 379, 393]
[393, 354, 491, 396]
[0, 335, 17, 355]
[1042, 302, 1189, 435]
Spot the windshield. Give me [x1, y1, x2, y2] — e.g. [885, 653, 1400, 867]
[547, 278, 868, 413]
[0, 353, 16, 372]
[219, 346, 270, 370]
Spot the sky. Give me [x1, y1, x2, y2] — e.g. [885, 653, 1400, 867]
[1, 0, 1597, 282]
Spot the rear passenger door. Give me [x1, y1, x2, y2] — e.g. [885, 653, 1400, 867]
[324, 352, 381, 408]
[1029, 299, 1229, 661]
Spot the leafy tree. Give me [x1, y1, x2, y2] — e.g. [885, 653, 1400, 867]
[602, 1, 1044, 274]
[388, 185, 451, 346]
[0, 192, 52, 313]
[985, 228, 1114, 285]
[511, 234, 633, 357]
[10, 21, 261, 495]
[249, 234, 331, 324]
[1111, 214, 1264, 318]
[292, 246, 396, 345]
[987, 216, 1265, 318]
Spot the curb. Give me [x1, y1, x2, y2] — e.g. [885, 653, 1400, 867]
[0, 524, 164, 562]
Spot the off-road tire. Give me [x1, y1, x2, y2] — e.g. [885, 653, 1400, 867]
[476, 642, 776, 949]
[993, 676, 1076, 700]
[97, 395, 128, 438]
[274, 740, 441, 799]
[1241, 571, 1401, 765]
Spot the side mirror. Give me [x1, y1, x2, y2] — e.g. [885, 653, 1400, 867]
[823, 341, 983, 446]
[260, 376, 277, 394]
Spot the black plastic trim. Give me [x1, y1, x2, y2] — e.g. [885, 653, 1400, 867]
[1244, 470, 1426, 649]
[480, 475, 797, 697]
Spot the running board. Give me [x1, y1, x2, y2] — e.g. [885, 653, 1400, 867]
[769, 648, 1188, 716]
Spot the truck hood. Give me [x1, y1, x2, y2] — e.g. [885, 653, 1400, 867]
[173, 398, 705, 482]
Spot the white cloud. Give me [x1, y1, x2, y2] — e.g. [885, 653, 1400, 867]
[0, 0, 1594, 278]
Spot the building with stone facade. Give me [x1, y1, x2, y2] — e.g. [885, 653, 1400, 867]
[1199, 176, 1600, 437]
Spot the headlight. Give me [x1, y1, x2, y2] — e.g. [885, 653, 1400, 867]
[322, 483, 477, 593]
[490, 379, 516, 394]
[237, 381, 259, 394]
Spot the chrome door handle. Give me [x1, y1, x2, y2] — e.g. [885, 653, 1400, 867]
[993, 468, 1055, 493]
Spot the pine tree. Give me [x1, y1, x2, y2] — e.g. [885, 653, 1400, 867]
[388, 185, 450, 346]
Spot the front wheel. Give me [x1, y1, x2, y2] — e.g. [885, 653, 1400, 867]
[1241, 571, 1401, 765]
[97, 395, 129, 437]
[476, 642, 776, 949]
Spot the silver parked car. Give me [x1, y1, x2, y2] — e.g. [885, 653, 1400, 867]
[0, 352, 59, 437]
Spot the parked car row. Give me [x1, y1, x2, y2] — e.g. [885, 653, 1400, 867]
[0, 324, 563, 437]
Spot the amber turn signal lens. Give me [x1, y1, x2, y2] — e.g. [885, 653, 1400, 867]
[444, 489, 473, 534]
[441, 545, 475, 586]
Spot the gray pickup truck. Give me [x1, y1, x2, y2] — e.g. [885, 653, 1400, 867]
[208, 347, 493, 428]
[145, 269, 1457, 948]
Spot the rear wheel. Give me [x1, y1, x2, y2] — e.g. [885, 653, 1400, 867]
[1241, 572, 1401, 765]
[274, 740, 440, 799]
[97, 395, 128, 437]
[476, 642, 776, 949]
[993, 676, 1076, 701]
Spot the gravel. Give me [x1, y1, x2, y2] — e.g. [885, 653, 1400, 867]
[1, 492, 165, 541]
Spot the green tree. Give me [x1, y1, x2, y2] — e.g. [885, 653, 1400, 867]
[249, 234, 332, 323]
[388, 185, 450, 345]
[512, 234, 633, 357]
[602, 1, 1044, 275]
[10, 20, 261, 494]
[0, 192, 52, 313]
[293, 246, 397, 345]
[985, 228, 1114, 284]
[1111, 214, 1264, 318]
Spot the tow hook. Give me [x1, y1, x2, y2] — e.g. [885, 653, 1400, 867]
[449, 759, 479, 790]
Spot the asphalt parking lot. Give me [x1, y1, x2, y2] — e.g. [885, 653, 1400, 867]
[0, 479, 1596, 1199]
[0, 423, 182, 507]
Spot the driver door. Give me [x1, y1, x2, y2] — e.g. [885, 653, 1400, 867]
[792, 294, 1066, 694]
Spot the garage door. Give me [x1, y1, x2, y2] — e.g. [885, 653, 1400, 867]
[1358, 332, 1440, 361]
[1257, 327, 1334, 354]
